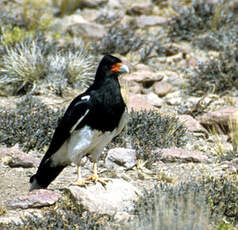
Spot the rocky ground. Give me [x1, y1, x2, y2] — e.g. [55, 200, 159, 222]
[0, 0, 238, 229]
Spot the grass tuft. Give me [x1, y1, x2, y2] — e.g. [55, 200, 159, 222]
[0, 40, 46, 95]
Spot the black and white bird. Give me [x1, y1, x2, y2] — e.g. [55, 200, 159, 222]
[30, 55, 129, 191]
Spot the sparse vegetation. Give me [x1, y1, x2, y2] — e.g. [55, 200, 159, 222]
[0, 0, 238, 228]
[0, 37, 95, 95]
[93, 21, 144, 56]
[128, 177, 238, 229]
[0, 96, 64, 152]
[111, 110, 190, 167]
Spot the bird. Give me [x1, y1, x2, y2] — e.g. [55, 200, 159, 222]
[30, 55, 129, 191]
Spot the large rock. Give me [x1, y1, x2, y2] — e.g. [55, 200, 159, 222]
[8, 190, 59, 209]
[154, 147, 209, 163]
[67, 179, 140, 215]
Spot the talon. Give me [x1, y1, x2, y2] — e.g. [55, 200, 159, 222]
[71, 165, 86, 187]
[86, 163, 108, 185]
[86, 175, 108, 185]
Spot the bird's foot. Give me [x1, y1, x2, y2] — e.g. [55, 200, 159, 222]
[86, 175, 108, 186]
[71, 180, 87, 187]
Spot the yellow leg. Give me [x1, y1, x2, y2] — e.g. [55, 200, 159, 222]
[71, 166, 86, 186]
[86, 163, 107, 185]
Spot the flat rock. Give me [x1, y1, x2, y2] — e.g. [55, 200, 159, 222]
[177, 114, 208, 134]
[196, 106, 238, 132]
[155, 147, 208, 163]
[124, 70, 163, 83]
[105, 148, 136, 171]
[0, 145, 39, 168]
[67, 179, 140, 215]
[8, 190, 59, 209]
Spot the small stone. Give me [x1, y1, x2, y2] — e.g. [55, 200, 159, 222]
[0, 145, 40, 168]
[155, 148, 208, 163]
[154, 82, 173, 97]
[135, 15, 168, 28]
[7, 154, 40, 168]
[105, 148, 136, 171]
[8, 190, 59, 209]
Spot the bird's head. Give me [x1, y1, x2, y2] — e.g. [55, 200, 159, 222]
[96, 55, 130, 79]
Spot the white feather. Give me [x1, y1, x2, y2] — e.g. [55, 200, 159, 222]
[70, 109, 89, 134]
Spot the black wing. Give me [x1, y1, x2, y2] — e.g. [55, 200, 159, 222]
[40, 95, 90, 165]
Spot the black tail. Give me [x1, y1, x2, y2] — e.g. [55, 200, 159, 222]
[29, 159, 66, 191]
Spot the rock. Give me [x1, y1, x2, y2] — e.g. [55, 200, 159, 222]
[124, 70, 163, 84]
[0, 144, 21, 159]
[153, 81, 173, 97]
[126, 93, 159, 112]
[67, 22, 106, 39]
[135, 15, 168, 28]
[177, 114, 208, 134]
[105, 148, 136, 172]
[146, 92, 163, 108]
[8, 190, 59, 209]
[127, 81, 142, 94]
[67, 179, 140, 215]
[61, 14, 87, 28]
[196, 106, 238, 133]
[126, 3, 153, 16]
[6, 154, 39, 168]
[165, 91, 183, 106]
[155, 148, 208, 163]
[0, 145, 40, 168]
[134, 64, 152, 72]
